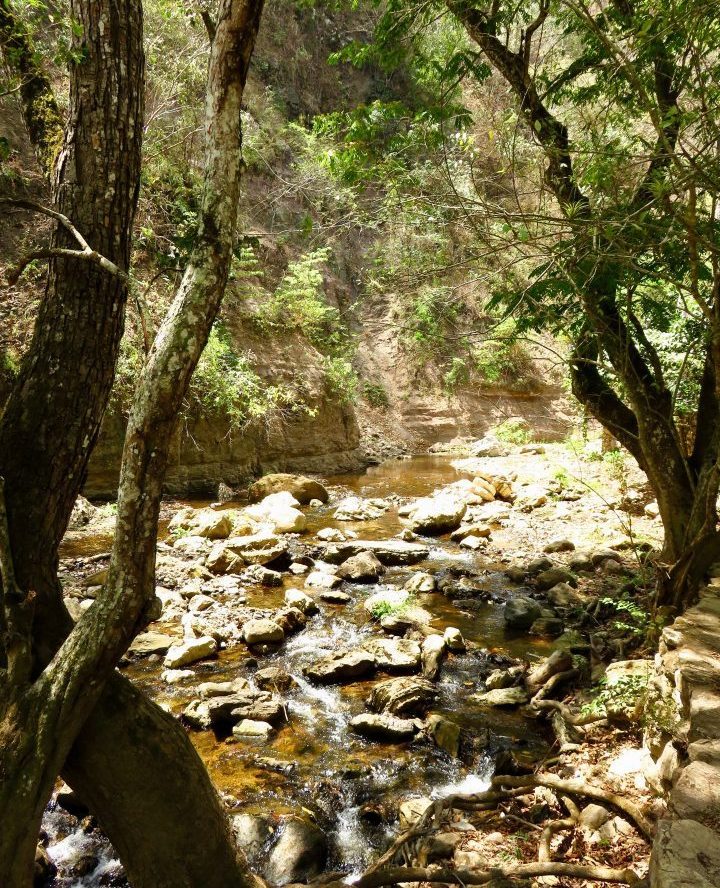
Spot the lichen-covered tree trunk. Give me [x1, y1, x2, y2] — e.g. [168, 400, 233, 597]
[0, 0, 266, 884]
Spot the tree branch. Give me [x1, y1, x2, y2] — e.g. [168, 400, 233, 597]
[0, 198, 128, 284]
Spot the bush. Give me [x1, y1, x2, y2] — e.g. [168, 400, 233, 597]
[492, 418, 531, 445]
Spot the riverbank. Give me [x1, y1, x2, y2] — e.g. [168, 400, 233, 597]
[44, 441, 665, 887]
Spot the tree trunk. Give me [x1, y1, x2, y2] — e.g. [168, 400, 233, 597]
[0, 0, 267, 884]
[63, 673, 261, 888]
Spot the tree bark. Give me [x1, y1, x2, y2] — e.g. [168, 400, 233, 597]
[0, 0, 266, 884]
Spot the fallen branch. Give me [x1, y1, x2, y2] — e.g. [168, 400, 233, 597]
[0, 198, 127, 284]
[349, 861, 641, 887]
[491, 773, 654, 840]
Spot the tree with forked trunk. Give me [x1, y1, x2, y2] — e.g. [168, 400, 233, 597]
[363, 0, 720, 611]
[0, 0, 266, 884]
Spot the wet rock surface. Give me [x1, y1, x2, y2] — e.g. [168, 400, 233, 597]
[56, 448, 668, 885]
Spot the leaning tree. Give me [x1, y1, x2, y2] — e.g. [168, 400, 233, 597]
[360, 0, 720, 610]
[0, 0, 265, 884]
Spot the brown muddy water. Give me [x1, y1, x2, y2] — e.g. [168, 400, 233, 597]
[46, 455, 558, 887]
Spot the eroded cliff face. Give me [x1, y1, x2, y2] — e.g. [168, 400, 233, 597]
[86, 397, 361, 499]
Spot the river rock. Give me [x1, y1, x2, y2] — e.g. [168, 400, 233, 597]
[450, 523, 491, 542]
[363, 637, 422, 673]
[421, 634, 446, 680]
[246, 492, 306, 534]
[303, 650, 377, 684]
[316, 527, 346, 542]
[205, 689, 285, 728]
[526, 556, 554, 576]
[249, 473, 329, 505]
[399, 797, 434, 829]
[530, 617, 564, 638]
[265, 817, 328, 886]
[320, 589, 351, 604]
[350, 712, 420, 742]
[535, 567, 577, 590]
[232, 812, 275, 861]
[546, 582, 587, 608]
[368, 676, 438, 716]
[404, 571, 436, 593]
[285, 588, 318, 615]
[187, 508, 234, 540]
[69, 494, 96, 529]
[485, 665, 525, 690]
[472, 686, 529, 707]
[469, 436, 510, 458]
[568, 551, 594, 572]
[543, 538, 575, 553]
[243, 618, 285, 645]
[324, 539, 429, 566]
[232, 719, 275, 739]
[305, 569, 341, 589]
[443, 626, 466, 651]
[255, 667, 296, 692]
[130, 631, 178, 656]
[172, 535, 209, 558]
[504, 596, 542, 630]
[163, 635, 216, 668]
[406, 493, 467, 535]
[334, 496, 389, 521]
[336, 550, 384, 583]
[426, 713, 462, 758]
[243, 564, 283, 586]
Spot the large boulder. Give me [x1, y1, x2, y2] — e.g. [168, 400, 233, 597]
[184, 508, 233, 540]
[650, 818, 720, 888]
[363, 638, 422, 673]
[265, 818, 328, 886]
[469, 436, 510, 458]
[205, 689, 285, 728]
[369, 676, 438, 716]
[249, 473, 329, 505]
[336, 550, 384, 583]
[473, 686, 529, 707]
[535, 568, 577, 590]
[421, 634, 446, 680]
[504, 596, 542, 630]
[285, 588, 318, 616]
[303, 650, 377, 684]
[349, 713, 420, 742]
[406, 494, 467, 535]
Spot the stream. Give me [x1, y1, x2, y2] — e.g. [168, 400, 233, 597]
[44, 455, 562, 887]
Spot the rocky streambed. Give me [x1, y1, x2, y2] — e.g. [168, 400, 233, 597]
[43, 445, 663, 887]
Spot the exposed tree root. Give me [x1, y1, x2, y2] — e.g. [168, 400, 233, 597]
[491, 773, 654, 840]
[348, 861, 641, 887]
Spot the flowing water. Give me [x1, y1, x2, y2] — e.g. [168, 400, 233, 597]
[48, 455, 557, 886]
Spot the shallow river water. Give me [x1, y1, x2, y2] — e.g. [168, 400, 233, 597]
[45, 455, 558, 886]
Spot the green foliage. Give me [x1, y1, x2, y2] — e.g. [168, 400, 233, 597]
[492, 418, 531, 445]
[191, 326, 305, 429]
[581, 674, 649, 720]
[599, 594, 657, 638]
[322, 355, 358, 403]
[369, 593, 416, 620]
[363, 380, 390, 409]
